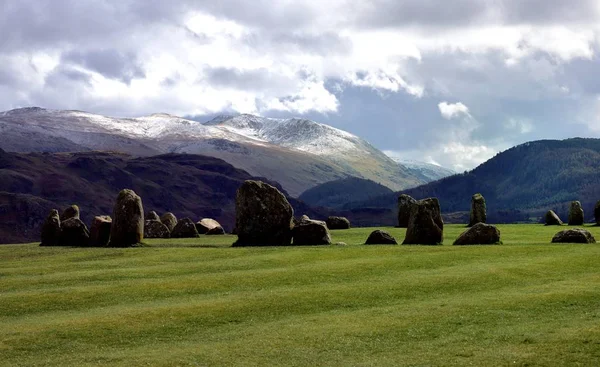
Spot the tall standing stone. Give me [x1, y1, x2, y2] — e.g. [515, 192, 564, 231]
[109, 189, 144, 247]
[60, 204, 80, 221]
[594, 201, 600, 225]
[40, 209, 61, 246]
[89, 216, 112, 247]
[233, 180, 294, 246]
[469, 193, 486, 226]
[545, 210, 563, 226]
[568, 201, 584, 226]
[160, 212, 178, 232]
[397, 194, 417, 228]
[403, 198, 443, 245]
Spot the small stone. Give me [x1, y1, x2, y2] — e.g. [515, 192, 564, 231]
[551, 228, 596, 244]
[40, 209, 61, 246]
[544, 210, 563, 226]
[326, 216, 351, 229]
[171, 218, 200, 238]
[365, 230, 397, 245]
[292, 219, 331, 245]
[453, 223, 500, 245]
[89, 216, 112, 247]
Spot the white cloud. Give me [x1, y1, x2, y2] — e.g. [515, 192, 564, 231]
[438, 101, 470, 120]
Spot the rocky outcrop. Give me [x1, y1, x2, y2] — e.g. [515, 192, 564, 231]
[453, 223, 500, 245]
[403, 198, 443, 245]
[109, 189, 144, 247]
[545, 210, 563, 226]
[551, 228, 596, 244]
[397, 194, 416, 228]
[89, 215, 112, 247]
[233, 180, 294, 246]
[292, 218, 331, 245]
[171, 218, 200, 238]
[568, 201, 584, 226]
[160, 212, 178, 232]
[60, 204, 80, 221]
[144, 220, 170, 239]
[365, 230, 397, 245]
[40, 209, 61, 246]
[326, 216, 351, 230]
[59, 218, 90, 246]
[469, 193, 486, 226]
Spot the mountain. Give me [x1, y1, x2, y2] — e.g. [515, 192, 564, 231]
[0, 107, 425, 196]
[0, 149, 328, 244]
[298, 177, 394, 209]
[398, 160, 455, 182]
[345, 138, 600, 223]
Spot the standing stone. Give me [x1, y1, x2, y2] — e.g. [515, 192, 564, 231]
[145, 211, 160, 222]
[594, 201, 600, 225]
[453, 223, 500, 245]
[469, 193, 486, 226]
[59, 218, 90, 246]
[365, 230, 398, 245]
[552, 228, 596, 244]
[403, 198, 443, 245]
[292, 219, 331, 245]
[196, 218, 222, 234]
[233, 180, 294, 246]
[40, 209, 61, 246]
[545, 210, 563, 226]
[171, 218, 200, 238]
[326, 216, 351, 230]
[397, 194, 417, 228]
[568, 201, 584, 226]
[160, 212, 178, 232]
[60, 204, 80, 221]
[89, 216, 112, 247]
[144, 220, 170, 239]
[109, 189, 144, 247]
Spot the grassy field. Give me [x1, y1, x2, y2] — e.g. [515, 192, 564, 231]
[2, 224, 600, 366]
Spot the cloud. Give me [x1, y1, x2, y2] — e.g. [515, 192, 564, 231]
[1, 0, 600, 170]
[438, 102, 470, 119]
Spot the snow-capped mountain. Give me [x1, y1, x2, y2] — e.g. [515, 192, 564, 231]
[396, 159, 455, 182]
[0, 107, 425, 195]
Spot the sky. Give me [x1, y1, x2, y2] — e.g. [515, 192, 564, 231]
[1, 0, 600, 171]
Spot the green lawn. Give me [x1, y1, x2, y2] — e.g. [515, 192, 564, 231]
[2, 224, 600, 366]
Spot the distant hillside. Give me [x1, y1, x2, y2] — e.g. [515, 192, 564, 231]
[399, 160, 455, 182]
[347, 138, 600, 223]
[0, 107, 426, 196]
[298, 177, 394, 209]
[0, 150, 327, 244]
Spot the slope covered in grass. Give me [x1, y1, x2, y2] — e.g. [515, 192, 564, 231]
[2, 224, 600, 366]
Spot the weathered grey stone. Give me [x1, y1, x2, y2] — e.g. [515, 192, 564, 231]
[545, 210, 563, 226]
[144, 220, 170, 239]
[551, 228, 596, 244]
[233, 180, 294, 246]
[595, 201, 600, 226]
[365, 230, 397, 245]
[397, 194, 417, 228]
[469, 193, 486, 227]
[196, 218, 222, 234]
[453, 223, 500, 245]
[403, 198, 443, 245]
[60, 204, 80, 221]
[326, 216, 351, 230]
[59, 218, 90, 246]
[292, 219, 331, 245]
[171, 218, 200, 238]
[109, 189, 144, 247]
[89, 216, 112, 247]
[568, 201, 584, 226]
[40, 209, 61, 246]
[145, 211, 160, 222]
[160, 212, 178, 232]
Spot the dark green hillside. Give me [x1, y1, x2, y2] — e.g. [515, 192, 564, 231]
[299, 177, 394, 208]
[346, 138, 600, 222]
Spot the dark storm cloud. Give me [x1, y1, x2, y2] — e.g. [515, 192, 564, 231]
[44, 66, 91, 88]
[63, 50, 145, 84]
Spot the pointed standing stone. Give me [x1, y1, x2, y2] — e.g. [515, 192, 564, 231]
[469, 193, 486, 227]
[568, 201, 584, 226]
